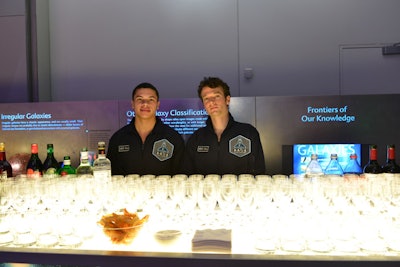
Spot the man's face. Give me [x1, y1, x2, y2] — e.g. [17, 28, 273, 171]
[200, 86, 230, 117]
[131, 88, 160, 119]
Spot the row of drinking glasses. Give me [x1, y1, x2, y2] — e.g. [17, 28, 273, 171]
[2, 173, 400, 215]
[2, 172, 400, 253]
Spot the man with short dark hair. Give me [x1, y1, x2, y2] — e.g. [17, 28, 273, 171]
[182, 77, 265, 176]
[107, 82, 185, 176]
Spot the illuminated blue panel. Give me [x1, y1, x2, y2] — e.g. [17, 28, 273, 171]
[293, 144, 362, 174]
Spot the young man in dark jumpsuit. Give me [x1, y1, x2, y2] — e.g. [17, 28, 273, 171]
[182, 77, 265, 176]
[107, 82, 185, 176]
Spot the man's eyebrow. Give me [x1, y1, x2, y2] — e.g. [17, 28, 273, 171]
[135, 95, 157, 99]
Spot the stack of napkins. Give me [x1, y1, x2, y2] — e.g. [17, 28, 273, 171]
[192, 229, 232, 252]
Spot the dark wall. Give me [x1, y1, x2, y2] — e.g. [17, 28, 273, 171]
[1, 94, 399, 175]
[0, 0, 29, 103]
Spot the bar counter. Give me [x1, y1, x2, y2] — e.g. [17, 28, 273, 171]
[1, 173, 400, 266]
[1, 245, 400, 267]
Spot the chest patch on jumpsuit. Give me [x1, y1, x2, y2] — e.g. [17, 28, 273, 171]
[152, 139, 174, 161]
[229, 135, 251, 157]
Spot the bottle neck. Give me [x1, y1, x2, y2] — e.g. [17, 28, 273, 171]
[80, 160, 90, 166]
[387, 147, 396, 161]
[0, 151, 6, 161]
[80, 156, 90, 165]
[369, 149, 378, 161]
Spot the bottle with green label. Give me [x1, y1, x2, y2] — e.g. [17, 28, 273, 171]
[43, 144, 60, 177]
[58, 156, 76, 177]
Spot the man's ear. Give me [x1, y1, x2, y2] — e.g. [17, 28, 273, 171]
[226, 95, 231, 106]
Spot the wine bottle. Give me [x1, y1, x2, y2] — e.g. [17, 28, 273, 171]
[93, 141, 111, 181]
[382, 144, 400, 173]
[58, 156, 76, 177]
[43, 144, 61, 176]
[343, 153, 363, 175]
[26, 143, 43, 178]
[305, 154, 324, 178]
[0, 142, 13, 179]
[324, 153, 344, 176]
[363, 144, 383, 174]
[76, 148, 93, 177]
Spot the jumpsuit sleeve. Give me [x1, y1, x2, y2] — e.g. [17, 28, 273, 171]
[170, 134, 185, 175]
[180, 135, 196, 175]
[107, 136, 123, 176]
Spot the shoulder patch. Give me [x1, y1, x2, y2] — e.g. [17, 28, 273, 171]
[229, 135, 251, 157]
[152, 139, 174, 161]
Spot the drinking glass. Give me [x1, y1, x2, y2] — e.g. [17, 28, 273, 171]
[168, 178, 185, 211]
[218, 179, 237, 212]
[179, 179, 198, 213]
[197, 179, 218, 211]
[271, 178, 292, 209]
[391, 175, 400, 207]
[153, 176, 169, 212]
[11, 211, 37, 247]
[0, 209, 13, 246]
[255, 179, 273, 211]
[196, 179, 217, 229]
[237, 180, 256, 213]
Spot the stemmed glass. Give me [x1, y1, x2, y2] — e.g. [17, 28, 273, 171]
[271, 178, 292, 209]
[237, 179, 256, 214]
[197, 178, 218, 228]
[218, 179, 237, 212]
[255, 179, 273, 211]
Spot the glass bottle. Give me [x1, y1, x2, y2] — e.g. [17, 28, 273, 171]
[43, 144, 60, 176]
[305, 154, 324, 178]
[382, 144, 400, 173]
[324, 153, 344, 176]
[58, 156, 76, 177]
[363, 144, 383, 174]
[0, 142, 13, 179]
[26, 143, 43, 178]
[93, 141, 111, 181]
[343, 153, 363, 175]
[76, 148, 94, 177]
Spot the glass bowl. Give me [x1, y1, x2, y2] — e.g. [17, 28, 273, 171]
[98, 209, 149, 245]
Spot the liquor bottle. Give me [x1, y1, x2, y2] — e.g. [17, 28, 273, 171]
[324, 153, 344, 176]
[26, 143, 43, 178]
[0, 142, 13, 179]
[58, 156, 76, 176]
[76, 148, 94, 177]
[363, 144, 383, 174]
[382, 144, 400, 173]
[305, 154, 324, 178]
[43, 144, 60, 176]
[93, 141, 111, 181]
[343, 153, 363, 175]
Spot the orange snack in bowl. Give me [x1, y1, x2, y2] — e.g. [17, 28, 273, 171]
[98, 209, 149, 244]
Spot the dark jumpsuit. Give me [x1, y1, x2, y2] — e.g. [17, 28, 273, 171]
[182, 113, 265, 176]
[107, 117, 185, 176]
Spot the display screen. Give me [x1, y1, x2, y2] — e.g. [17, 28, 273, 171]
[292, 144, 362, 174]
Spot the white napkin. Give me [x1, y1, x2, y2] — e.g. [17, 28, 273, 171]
[192, 229, 232, 252]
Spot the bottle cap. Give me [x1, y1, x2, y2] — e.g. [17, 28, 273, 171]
[31, 143, 39, 153]
[350, 153, 357, 159]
